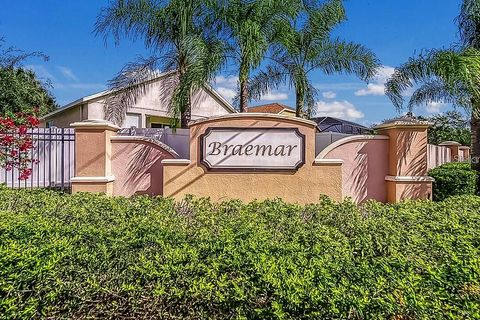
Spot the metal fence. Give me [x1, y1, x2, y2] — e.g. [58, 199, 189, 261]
[0, 128, 75, 191]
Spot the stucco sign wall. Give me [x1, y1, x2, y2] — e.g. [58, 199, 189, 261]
[200, 127, 305, 170]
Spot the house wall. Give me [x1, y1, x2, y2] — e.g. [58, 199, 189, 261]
[84, 80, 231, 127]
[40, 104, 85, 128]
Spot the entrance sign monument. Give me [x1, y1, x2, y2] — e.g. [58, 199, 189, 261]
[200, 128, 305, 170]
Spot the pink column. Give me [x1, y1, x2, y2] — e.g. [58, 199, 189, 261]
[375, 118, 434, 203]
[70, 120, 119, 195]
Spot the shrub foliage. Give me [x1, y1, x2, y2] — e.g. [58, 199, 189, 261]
[0, 189, 479, 319]
[429, 162, 478, 201]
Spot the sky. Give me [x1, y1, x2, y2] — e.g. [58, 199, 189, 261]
[0, 0, 462, 125]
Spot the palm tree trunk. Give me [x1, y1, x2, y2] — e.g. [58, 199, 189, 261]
[296, 88, 304, 117]
[239, 61, 249, 112]
[239, 79, 249, 112]
[180, 94, 191, 128]
[471, 109, 480, 193]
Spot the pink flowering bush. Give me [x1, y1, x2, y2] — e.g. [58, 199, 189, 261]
[0, 110, 40, 180]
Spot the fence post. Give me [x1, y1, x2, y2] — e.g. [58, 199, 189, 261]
[70, 120, 119, 195]
[439, 141, 461, 162]
[374, 117, 434, 203]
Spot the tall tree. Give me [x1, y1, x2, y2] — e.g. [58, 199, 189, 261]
[95, 0, 225, 128]
[420, 111, 471, 146]
[213, 0, 299, 112]
[246, 0, 379, 118]
[385, 0, 480, 176]
[0, 37, 57, 116]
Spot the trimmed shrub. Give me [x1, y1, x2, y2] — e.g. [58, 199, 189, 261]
[0, 188, 480, 319]
[428, 162, 478, 201]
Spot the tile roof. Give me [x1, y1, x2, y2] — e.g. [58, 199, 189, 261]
[247, 103, 294, 114]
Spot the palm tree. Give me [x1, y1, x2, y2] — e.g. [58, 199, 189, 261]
[247, 0, 379, 118]
[385, 0, 480, 175]
[212, 0, 299, 112]
[95, 0, 225, 128]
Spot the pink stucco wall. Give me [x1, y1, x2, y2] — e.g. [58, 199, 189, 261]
[320, 136, 389, 203]
[111, 138, 176, 196]
[427, 144, 451, 170]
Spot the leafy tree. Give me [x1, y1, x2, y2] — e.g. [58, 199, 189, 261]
[247, 0, 379, 117]
[385, 0, 480, 175]
[420, 111, 471, 146]
[213, 0, 299, 112]
[0, 38, 57, 116]
[95, 0, 226, 128]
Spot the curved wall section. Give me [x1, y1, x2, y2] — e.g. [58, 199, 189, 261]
[111, 136, 177, 196]
[317, 135, 389, 203]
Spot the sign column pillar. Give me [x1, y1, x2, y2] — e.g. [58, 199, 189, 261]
[375, 117, 434, 203]
[70, 120, 119, 195]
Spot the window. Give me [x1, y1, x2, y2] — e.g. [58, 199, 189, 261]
[124, 113, 141, 128]
[150, 123, 169, 129]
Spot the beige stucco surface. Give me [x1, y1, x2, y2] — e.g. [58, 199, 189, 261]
[163, 115, 343, 204]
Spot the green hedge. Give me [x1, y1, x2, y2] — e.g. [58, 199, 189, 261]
[428, 162, 478, 201]
[1, 189, 480, 319]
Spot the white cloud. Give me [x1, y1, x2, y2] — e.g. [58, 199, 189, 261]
[213, 75, 238, 102]
[354, 65, 395, 96]
[25, 64, 57, 81]
[213, 75, 288, 102]
[315, 100, 364, 121]
[260, 91, 288, 101]
[216, 87, 237, 102]
[322, 91, 337, 99]
[57, 66, 79, 82]
[215, 75, 239, 87]
[426, 102, 446, 113]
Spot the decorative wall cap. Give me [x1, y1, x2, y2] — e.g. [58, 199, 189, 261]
[188, 113, 318, 128]
[439, 141, 462, 146]
[374, 119, 432, 130]
[162, 159, 191, 165]
[111, 136, 180, 158]
[459, 146, 471, 149]
[71, 175, 115, 183]
[316, 134, 389, 159]
[70, 119, 120, 131]
[313, 159, 344, 165]
[385, 175, 435, 182]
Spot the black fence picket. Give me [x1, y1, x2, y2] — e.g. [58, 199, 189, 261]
[0, 128, 75, 191]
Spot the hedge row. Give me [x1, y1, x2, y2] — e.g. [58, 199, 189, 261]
[1, 188, 480, 319]
[429, 162, 478, 201]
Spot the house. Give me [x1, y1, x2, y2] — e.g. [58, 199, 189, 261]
[41, 71, 236, 128]
[311, 116, 371, 134]
[247, 103, 296, 117]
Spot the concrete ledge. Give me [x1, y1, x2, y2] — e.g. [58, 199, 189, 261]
[162, 159, 191, 165]
[385, 175, 435, 182]
[188, 113, 318, 128]
[313, 159, 344, 165]
[70, 120, 120, 131]
[71, 175, 116, 183]
[317, 135, 389, 159]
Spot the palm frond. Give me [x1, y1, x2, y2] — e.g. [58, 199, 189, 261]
[458, 0, 480, 48]
[408, 79, 471, 111]
[311, 39, 380, 81]
[104, 56, 164, 125]
[247, 64, 288, 101]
